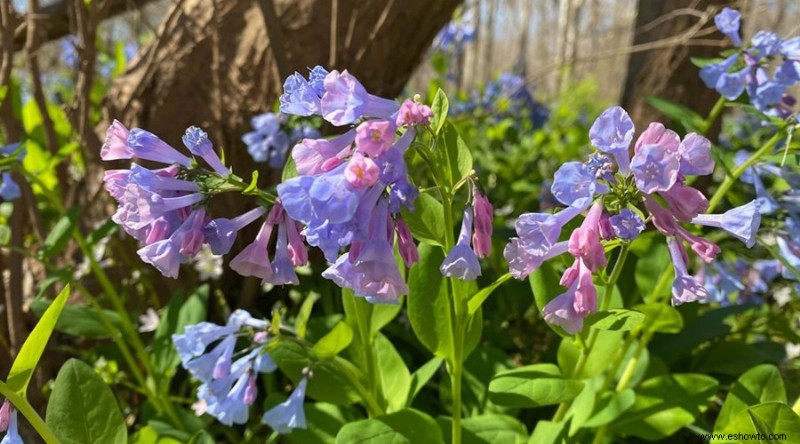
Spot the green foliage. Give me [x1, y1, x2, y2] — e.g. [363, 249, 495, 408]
[46, 359, 127, 444]
[488, 364, 584, 408]
[335, 409, 443, 444]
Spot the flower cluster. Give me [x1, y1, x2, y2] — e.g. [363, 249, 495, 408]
[451, 72, 549, 129]
[441, 188, 493, 280]
[172, 310, 308, 432]
[432, 10, 475, 54]
[702, 258, 783, 305]
[505, 106, 762, 334]
[1, 143, 24, 201]
[701, 7, 800, 118]
[0, 400, 22, 444]
[102, 123, 240, 278]
[276, 66, 435, 303]
[241, 112, 320, 168]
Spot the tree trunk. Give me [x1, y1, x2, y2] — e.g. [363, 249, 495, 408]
[621, 0, 731, 131]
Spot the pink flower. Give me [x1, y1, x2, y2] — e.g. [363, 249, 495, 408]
[472, 192, 493, 258]
[100, 120, 133, 160]
[355, 119, 396, 157]
[344, 153, 380, 189]
[396, 100, 433, 126]
[567, 202, 607, 271]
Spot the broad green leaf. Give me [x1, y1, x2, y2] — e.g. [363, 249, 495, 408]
[41, 208, 79, 258]
[714, 402, 800, 444]
[296, 292, 320, 339]
[312, 321, 354, 358]
[30, 299, 122, 339]
[582, 389, 636, 428]
[271, 340, 362, 406]
[467, 272, 512, 315]
[585, 309, 644, 331]
[488, 364, 584, 408]
[7, 285, 70, 394]
[438, 414, 528, 444]
[46, 359, 127, 444]
[401, 193, 446, 247]
[440, 123, 473, 188]
[374, 334, 411, 413]
[407, 244, 453, 359]
[335, 409, 442, 444]
[430, 89, 449, 136]
[609, 373, 718, 440]
[152, 286, 209, 375]
[557, 329, 624, 379]
[407, 357, 443, 406]
[634, 303, 683, 334]
[692, 340, 784, 377]
[528, 419, 570, 444]
[715, 364, 787, 433]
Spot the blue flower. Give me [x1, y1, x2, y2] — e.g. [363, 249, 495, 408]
[630, 144, 679, 193]
[551, 162, 605, 209]
[589, 106, 635, 175]
[714, 8, 741, 46]
[440, 208, 482, 280]
[0, 173, 21, 201]
[262, 377, 308, 434]
[279, 73, 322, 116]
[609, 209, 645, 240]
[691, 201, 761, 248]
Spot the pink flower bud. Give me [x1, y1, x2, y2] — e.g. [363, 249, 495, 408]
[472, 192, 493, 257]
[355, 119, 396, 157]
[395, 217, 419, 267]
[344, 153, 380, 189]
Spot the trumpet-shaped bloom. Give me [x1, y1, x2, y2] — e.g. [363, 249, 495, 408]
[666, 236, 709, 305]
[691, 201, 761, 247]
[631, 144, 679, 193]
[204, 207, 267, 255]
[183, 126, 229, 176]
[280, 72, 322, 116]
[320, 70, 399, 126]
[542, 258, 596, 334]
[551, 162, 606, 209]
[609, 208, 645, 240]
[715, 7, 741, 46]
[0, 173, 21, 201]
[230, 221, 274, 280]
[262, 378, 308, 434]
[472, 192, 493, 257]
[441, 208, 482, 280]
[355, 119, 396, 157]
[127, 128, 192, 166]
[589, 106, 635, 175]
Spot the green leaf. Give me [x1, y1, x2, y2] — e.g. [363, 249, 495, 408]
[467, 273, 512, 315]
[406, 357, 443, 406]
[439, 123, 473, 188]
[407, 244, 453, 359]
[438, 414, 528, 444]
[609, 373, 718, 440]
[582, 389, 636, 428]
[282, 151, 299, 181]
[312, 321, 354, 358]
[585, 309, 644, 331]
[296, 293, 320, 339]
[430, 89, 449, 136]
[335, 409, 443, 444]
[41, 208, 79, 258]
[488, 364, 585, 408]
[715, 364, 787, 433]
[152, 286, 209, 375]
[401, 193, 446, 247]
[288, 402, 359, 444]
[557, 329, 624, 379]
[528, 419, 570, 444]
[7, 285, 70, 395]
[374, 334, 411, 413]
[645, 96, 706, 133]
[45, 359, 127, 444]
[634, 303, 683, 334]
[714, 402, 800, 444]
[30, 299, 122, 339]
[690, 56, 724, 68]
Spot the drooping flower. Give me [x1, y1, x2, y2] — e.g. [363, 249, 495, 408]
[320, 70, 400, 126]
[0, 173, 21, 201]
[441, 207, 482, 280]
[542, 258, 596, 334]
[472, 191, 493, 258]
[0, 402, 22, 444]
[183, 126, 229, 176]
[262, 377, 308, 434]
[666, 236, 709, 306]
[691, 201, 761, 248]
[204, 207, 267, 255]
[715, 7, 742, 47]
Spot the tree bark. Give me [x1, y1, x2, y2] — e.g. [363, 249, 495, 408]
[621, 0, 732, 131]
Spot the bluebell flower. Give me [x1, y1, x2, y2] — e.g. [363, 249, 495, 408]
[691, 200, 761, 248]
[589, 106, 635, 175]
[440, 207, 482, 280]
[630, 144, 679, 193]
[242, 113, 291, 167]
[551, 161, 606, 209]
[183, 126, 229, 176]
[280, 72, 322, 116]
[127, 128, 193, 167]
[609, 209, 645, 240]
[751, 31, 783, 58]
[262, 377, 308, 434]
[307, 66, 329, 96]
[0, 403, 22, 444]
[715, 8, 741, 46]
[0, 173, 21, 201]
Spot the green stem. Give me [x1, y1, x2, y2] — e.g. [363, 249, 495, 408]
[701, 96, 727, 135]
[552, 245, 629, 422]
[0, 381, 60, 444]
[707, 130, 784, 212]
